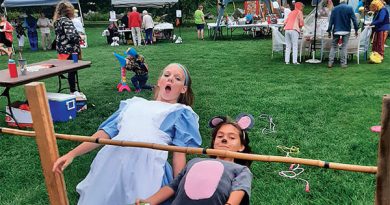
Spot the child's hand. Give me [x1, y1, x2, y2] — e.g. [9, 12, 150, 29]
[133, 199, 151, 205]
[52, 153, 75, 174]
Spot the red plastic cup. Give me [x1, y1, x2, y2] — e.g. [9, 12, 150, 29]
[8, 60, 18, 78]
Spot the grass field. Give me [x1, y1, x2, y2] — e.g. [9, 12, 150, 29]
[0, 25, 389, 204]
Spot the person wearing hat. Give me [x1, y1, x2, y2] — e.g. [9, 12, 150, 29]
[125, 47, 153, 93]
[369, 0, 390, 58]
[326, 0, 359, 69]
[37, 12, 52, 50]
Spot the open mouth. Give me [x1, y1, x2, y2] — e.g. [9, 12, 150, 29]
[165, 85, 172, 92]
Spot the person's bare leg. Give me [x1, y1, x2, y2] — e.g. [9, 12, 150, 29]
[0, 47, 11, 58]
[201, 29, 204, 40]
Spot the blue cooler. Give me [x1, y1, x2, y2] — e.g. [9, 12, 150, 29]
[46, 93, 76, 122]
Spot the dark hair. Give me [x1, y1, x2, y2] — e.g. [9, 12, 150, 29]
[210, 121, 252, 168]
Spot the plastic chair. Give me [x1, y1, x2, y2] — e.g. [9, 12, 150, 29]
[356, 26, 372, 64]
[271, 26, 285, 58]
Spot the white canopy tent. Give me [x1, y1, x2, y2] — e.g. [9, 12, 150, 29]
[1, 0, 83, 24]
[111, 0, 178, 8]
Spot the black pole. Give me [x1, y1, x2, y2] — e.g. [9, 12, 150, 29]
[313, 0, 319, 53]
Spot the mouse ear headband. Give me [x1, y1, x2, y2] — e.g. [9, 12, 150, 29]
[209, 113, 254, 139]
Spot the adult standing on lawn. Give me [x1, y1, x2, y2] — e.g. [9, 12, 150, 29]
[142, 10, 154, 45]
[26, 13, 38, 51]
[369, 0, 390, 58]
[37, 12, 52, 51]
[327, 0, 359, 68]
[53, 0, 82, 96]
[284, 2, 304, 65]
[0, 14, 14, 58]
[128, 7, 142, 46]
[194, 4, 205, 40]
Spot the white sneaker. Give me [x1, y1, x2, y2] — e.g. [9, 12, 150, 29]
[385, 44, 389, 48]
[71, 91, 87, 100]
[293, 62, 300, 65]
[175, 37, 182, 44]
[71, 91, 81, 96]
[285, 62, 290, 64]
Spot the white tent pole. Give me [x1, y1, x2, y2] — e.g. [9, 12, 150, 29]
[78, 2, 84, 25]
[4, 7, 7, 16]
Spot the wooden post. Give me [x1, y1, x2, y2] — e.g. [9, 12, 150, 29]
[376, 95, 390, 205]
[25, 82, 69, 205]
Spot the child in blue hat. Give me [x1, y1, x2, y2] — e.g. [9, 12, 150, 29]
[125, 47, 153, 92]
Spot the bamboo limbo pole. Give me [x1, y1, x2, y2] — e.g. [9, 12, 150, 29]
[376, 95, 390, 205]
[0, 127, 377, 174]
[24, 82, 69, 205]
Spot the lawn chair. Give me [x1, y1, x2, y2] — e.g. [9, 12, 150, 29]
[346, 26, 372, 64]
[271, 26, 285, 58]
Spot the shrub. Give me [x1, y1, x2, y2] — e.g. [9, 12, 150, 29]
[83, 11, 109, 21]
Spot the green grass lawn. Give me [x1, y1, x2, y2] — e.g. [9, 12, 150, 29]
[0, 25, 388, 204]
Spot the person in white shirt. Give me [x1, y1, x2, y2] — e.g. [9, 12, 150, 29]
[37, 12, 51, 50]
[283, 4, 292, 21]
[72, 9, 87, 48]
[142, 10, 154, 45]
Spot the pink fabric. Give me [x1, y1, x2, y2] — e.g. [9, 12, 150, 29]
[1, 21, 14, 42]
[184, 161, 224, 200]
[128, 11, 141, 28]
[211, 118, 224, 127]
[284, 3, 304, 33]
[371, 126, 381, 133]
[237, 116, 251, 129]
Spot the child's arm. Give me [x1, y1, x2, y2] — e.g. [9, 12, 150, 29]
[52, 130, 110, 173]
[136, 186, 175, 205]
[225, 190, 246, 205]
[172, 152, 186, 177]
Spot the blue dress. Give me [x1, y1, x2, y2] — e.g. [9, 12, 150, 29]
[76, 97, 202, 205]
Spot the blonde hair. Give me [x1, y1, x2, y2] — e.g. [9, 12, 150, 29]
[154, 64, 194, 107]
[53, 0, 75, 22]
[370, 0, 385, 11]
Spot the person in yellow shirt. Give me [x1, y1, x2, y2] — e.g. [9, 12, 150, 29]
[194, 5, 205, 40]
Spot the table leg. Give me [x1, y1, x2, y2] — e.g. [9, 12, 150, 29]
[0, 87, 20, 128]
[75, 72, 81, 92]
[57, 75, 65, 93]
[57, 72, 81, 93]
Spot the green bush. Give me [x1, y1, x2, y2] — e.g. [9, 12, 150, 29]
[83, 11, 109, 21]
[4, 11, 24, 20]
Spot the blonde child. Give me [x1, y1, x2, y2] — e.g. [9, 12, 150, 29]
[53, 63, 202, 205]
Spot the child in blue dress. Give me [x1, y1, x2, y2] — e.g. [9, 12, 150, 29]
[137, 114, 254, 205]
[53, 63, 202, 205]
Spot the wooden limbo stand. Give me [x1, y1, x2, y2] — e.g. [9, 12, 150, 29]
[2, 82, 390, 204]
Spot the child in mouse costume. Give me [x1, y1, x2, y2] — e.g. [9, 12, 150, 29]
[137, 114, 254, 205]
